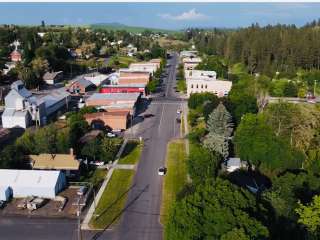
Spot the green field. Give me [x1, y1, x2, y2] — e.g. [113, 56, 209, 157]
[160, 140, 187, 225]
[108, 56, 139, 68]
[118, 141, 143, 165]
[89, 169, 135, 229]
[90, 23, 175, 34]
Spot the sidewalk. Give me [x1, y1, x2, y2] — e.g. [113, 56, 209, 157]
[81, 139, 129, 230]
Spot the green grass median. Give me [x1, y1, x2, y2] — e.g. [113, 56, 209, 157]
[89, 169, 135, 229]
[118, 140, 143, 165]
[160, 140, 187, 225]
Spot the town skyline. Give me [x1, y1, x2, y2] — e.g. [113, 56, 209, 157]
[1, 3, 320, 29]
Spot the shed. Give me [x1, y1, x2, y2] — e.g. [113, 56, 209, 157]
[0, 186, 12, 201]
[0, 169, 66, 199]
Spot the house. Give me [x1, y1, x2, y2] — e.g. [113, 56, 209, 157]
[85, 92, 140, 115]
[0, 169, 66, 199]
[126, 44, 137, 57]
[186, 70, 232, 97]
[84, 111, 130, 130]
[10, 50, 22, 62]
[67, 78, 95, 94]
[2, 81, 70, 128]
[100, 84, 147, 96]
[43, 71, 63, 85]
[118, 70, 151, 85]
[29, 149, 80, 177]
[225, 158, 248, 172]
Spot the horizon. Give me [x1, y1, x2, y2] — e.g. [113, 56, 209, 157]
[0, 3, 320, 30]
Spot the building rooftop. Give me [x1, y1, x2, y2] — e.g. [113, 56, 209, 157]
[186, 70, 217, 80]
[87, 92, 140, 101]
[29, 152, 80, 170]
[102, 83, 146, 88]
[0, 169, 62, 188]
[70, 78, 94, 88]
[43, 71, 63, 80]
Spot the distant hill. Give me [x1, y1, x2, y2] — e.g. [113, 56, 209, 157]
[90, 22, 176, 33]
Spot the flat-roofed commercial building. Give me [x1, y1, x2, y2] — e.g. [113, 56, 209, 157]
[86, 92, 140, 115]
[186, 70, 232, 97]
[84, 111, 130, 130]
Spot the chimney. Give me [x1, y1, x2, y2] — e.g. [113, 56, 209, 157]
[70, 148, 74, 156]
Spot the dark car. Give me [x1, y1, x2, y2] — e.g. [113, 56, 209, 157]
[0, 201, 6, 209]
[176, 117, 181, 123]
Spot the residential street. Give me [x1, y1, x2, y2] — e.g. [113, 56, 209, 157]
[90, 52, 183, 240]
[0, 53, 186, 240]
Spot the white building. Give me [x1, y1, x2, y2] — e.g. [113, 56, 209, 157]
[0, 169, 66, 199]
[1, 81, 70, 128]
[182, 57, 202, 71]
[84, 73, 109, 86]
[186, 70, 232, 97]
[128, 63, 158, 75]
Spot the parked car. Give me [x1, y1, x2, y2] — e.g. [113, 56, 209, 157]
[0, 200, 6, 209]
[158, 167, 167, 176]
[90, 161, 104, 166]
[27, 198, 46, 211]
[107, 132, 116, 138]
[77, 186, 88, 196]
[177, 109, 182, 114]
[176, 117, 181, 123]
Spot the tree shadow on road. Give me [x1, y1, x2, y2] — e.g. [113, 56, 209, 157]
[90, 184, 149, 240]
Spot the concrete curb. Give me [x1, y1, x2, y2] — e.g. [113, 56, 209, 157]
[81, 139, 129, 230]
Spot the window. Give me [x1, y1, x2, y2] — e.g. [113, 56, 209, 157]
[196, 84, 198, 88]
[191, 84, 193, 88]
[205, 85, 207, 89]
[201, 84, 203, 88]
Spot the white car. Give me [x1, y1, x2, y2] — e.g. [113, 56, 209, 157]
[158, 167, 167, 176]
[177, 109, 182, 114]
[90, 161, 104, 166]
[107, 132, 116, 138]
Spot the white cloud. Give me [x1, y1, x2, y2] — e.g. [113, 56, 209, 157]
[159, 9, 209, 21]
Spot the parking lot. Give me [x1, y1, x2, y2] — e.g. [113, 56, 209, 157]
[0, 187, 85, 219]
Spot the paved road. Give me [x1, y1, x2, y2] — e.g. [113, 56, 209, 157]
[89, 53, 181, 240]
[0, 217, 78, 240]
[0, 53, 182, 240]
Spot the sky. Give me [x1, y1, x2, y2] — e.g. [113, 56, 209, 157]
[1, 3, 320, 30]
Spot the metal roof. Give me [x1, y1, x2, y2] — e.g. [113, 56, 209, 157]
[0, 169, 62, 188]
[88, 92, 140, 101]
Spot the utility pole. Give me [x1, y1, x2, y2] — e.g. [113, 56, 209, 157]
[77, 194, 82, 240]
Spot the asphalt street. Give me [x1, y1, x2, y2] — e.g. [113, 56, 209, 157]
[0, 53, 184, 240]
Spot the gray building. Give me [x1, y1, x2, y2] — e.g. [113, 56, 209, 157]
[1, 81, 70, 128]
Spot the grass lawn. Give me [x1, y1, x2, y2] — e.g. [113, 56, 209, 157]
[118, 140, 143, 165]
[79, 168, 107, 188]
[108, 55, 138, 68]
[177, 79, 187, 93]
[160, 140, 187, 225]
[89, 169, 135, 229]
